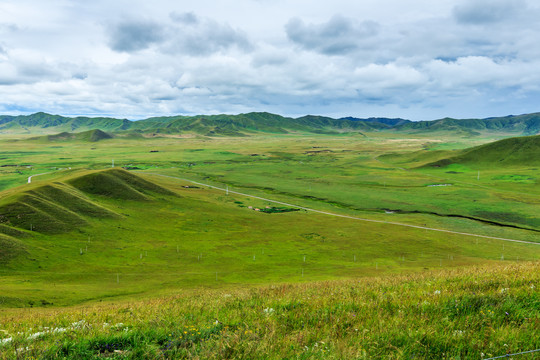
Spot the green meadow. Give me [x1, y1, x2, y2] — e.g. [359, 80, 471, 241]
[0, 131, 538, 358]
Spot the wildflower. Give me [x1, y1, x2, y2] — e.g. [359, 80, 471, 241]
[263, 307, 275, 315]
[434, 290, 441, 295]
[27, 331, 47, 340]
[0, 337, 12, 345]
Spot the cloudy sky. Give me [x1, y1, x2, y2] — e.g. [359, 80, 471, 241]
[1, 0, 540, 120]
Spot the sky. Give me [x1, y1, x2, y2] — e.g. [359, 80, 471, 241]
[1, 0, 540, 121]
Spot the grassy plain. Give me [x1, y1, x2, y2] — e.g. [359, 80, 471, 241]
[0, 131, 538, 358]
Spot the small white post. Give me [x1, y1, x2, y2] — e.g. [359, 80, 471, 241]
[303, 255, 306, 262]
[116, 274, 119, 283]
[226, 185, 229, 195]
[80, 248, 83, 255]
[112, 159, 115, 168]
[253, 254, 256, 260]
[501, 254, 504, 261]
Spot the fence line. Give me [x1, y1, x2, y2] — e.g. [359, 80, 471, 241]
[484, 348, 540, 359]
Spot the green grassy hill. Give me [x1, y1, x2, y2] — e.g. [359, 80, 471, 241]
[424, 135, 540, 168]
[0, 182, 119, 234]
[29, 129, 113, 142]
[68, 168, 175, 200]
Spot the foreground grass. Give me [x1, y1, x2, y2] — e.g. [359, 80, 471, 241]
[0, 262, 538, 359]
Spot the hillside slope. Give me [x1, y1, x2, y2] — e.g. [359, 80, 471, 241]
[424, 135, 540, 168]
[29, 129, 113, 142]
[0, 169, 173, 236]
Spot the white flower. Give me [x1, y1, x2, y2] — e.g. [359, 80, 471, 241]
[434, 290, 441, 295]
[71, 320, 88, 329]
[263, 308, 275, 315]
[0, 337, 12, 346]
[27, 331, 46, 340]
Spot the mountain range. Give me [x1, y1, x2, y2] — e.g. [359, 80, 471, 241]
[1, 111, 539, 136]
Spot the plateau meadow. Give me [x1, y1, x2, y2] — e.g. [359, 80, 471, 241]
[0, 125, 538, 359]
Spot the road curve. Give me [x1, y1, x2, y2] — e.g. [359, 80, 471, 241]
[148, 173, 540, 246]
[27, 172, 51, 184]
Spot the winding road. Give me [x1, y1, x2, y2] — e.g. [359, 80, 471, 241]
[148, 173, 540, 246]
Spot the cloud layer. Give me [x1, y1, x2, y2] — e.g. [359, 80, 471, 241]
[0, 0, 540, 120]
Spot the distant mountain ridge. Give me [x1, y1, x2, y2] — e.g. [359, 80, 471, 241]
[1, 111, 539, 136]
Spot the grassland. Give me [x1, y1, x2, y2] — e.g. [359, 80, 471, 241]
[0, 262, 538, 359]
[0, 130, 538, 358]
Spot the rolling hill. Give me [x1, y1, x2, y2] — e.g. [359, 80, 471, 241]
[0, 169, 174, 237]
[424, 135, 540, 168]
[29, 129, 113, 142]
[2, 111, 540, 136]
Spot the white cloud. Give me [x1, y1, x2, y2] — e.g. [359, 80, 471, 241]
[1, 0, 540, 120]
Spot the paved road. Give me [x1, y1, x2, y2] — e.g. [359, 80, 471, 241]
[149, 173, 540, 246]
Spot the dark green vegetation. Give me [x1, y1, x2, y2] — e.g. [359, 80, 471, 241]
[0, 262, 538, 359]
[1, 111, 540, 136]
[0, 119, 539, 358]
